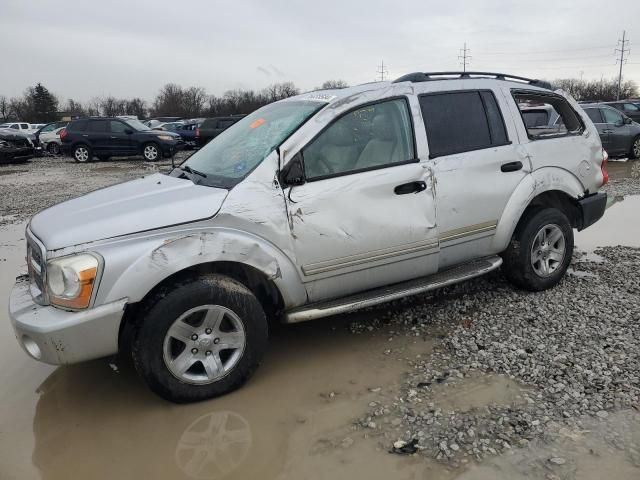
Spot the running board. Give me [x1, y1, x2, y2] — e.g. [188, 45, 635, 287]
[285, 256, 502, 323]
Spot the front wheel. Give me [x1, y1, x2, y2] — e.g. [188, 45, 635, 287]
[502, 208, 574, 291]
[132, 274, 268, 403]
[143, 143, 161, 161]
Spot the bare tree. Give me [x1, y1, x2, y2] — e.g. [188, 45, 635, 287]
[552, 77, 638, 101]
[0, 95, 8, 121]
[320, 80, 349, 89]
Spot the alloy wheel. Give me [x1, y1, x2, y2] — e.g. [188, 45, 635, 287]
[163, 305, 246, 385]
[74, 146, 89, 162]
[144, 145, 159, 161]
[634, 138, 640, 158]
[530, 224, 565, 277]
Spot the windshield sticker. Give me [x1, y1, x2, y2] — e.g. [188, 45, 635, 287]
[250, 118, 266, 129]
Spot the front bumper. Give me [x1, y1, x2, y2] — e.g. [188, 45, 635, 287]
[8, 278, 127, 365]
[0, 146, 34, 164]
[577, 192, 607, 231]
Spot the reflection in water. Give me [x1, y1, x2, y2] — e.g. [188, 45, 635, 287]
[176, 411, 252, 479]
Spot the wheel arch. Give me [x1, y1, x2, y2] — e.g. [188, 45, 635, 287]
[493, 167, 585, 251]
[118, 260, 286, 353]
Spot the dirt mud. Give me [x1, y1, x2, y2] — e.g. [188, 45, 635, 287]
[0, 157, 639, 479]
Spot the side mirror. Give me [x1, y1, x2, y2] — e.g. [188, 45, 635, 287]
[280, 152, 306, 187]
[124, 128, 133, 134]
[624, 117, 633, 125]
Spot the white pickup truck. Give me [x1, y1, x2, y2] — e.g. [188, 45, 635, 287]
[9, 72, 608, 402]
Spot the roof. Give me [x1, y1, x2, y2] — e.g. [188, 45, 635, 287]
[291, 71, 553, 105]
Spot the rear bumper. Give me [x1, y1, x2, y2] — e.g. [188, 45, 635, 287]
[9, 279, 127, 365]
[577, 192, 607, 231]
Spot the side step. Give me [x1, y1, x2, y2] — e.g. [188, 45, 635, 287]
[285, 256, 502, 323]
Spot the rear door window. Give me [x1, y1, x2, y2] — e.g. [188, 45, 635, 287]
[584, 108, 604, 124]
[88, 120, 108, 132]
[419, 90, 509, 158]
[68, 120, 88, 132]
[513, 91, 583, 139]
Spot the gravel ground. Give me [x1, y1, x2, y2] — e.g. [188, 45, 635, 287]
[351, 162, 640, 469]
[354, 247, 640, 466]
[0, 152, 190, 226]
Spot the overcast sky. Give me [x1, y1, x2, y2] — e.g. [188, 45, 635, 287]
[1, 0, 639, 102]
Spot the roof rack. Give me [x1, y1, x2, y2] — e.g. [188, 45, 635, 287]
[393, 71, 553, 90]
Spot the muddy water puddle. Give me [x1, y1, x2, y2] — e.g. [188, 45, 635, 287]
[0, 222, 453, 480]
[575, 194, 640, 251]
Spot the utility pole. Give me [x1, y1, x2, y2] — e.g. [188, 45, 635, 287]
[615, 30, 630, 100]
[377, 60, 388, 82]
[458, 42, 471, 72]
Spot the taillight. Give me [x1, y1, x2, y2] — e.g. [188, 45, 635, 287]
[59, 128, 67, 140]
[601, 148, 609, 186]
[195, 128, 200, 138]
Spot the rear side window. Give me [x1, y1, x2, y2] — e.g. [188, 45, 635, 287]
[419, 90, 509, 158]
[201, 119, 217, 128]
[88, 120, 108, 132]
[218, 120, 236, 129]
[68, 120, 88, 132]
[584, 108, 603, 124]
[514, 91, 583, 140]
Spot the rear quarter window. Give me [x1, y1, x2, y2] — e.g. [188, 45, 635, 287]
[514, 91, 584, 140]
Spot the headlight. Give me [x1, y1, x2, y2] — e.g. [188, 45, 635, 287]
[156, 135, 174, 141]
[46, 254, 100, 309]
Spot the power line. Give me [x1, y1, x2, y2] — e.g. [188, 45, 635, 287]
[458, 42, 471, 72]
[615, 30, 630, 100]
[376, 60, 388, 81]
[481, 45, 613, 55]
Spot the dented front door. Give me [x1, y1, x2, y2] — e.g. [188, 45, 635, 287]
[286, 162, 438, 302]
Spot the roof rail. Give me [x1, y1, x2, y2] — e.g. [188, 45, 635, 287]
[393, 71, 553, 89]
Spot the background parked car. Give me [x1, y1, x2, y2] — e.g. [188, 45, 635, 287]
[0, 122, 37, 133]
[61, 117, 184, 162]
[603, 101, 640, 123]
[581, 104, 640, 158]
[35, 121, 68, 155]
[0, 129, 35, 164]
[195, 116, 245, 148]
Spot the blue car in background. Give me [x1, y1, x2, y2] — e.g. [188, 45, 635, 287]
[153, 121, 202, 149]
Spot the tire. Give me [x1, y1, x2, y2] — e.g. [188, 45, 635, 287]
[142, 143, 161, 161]
[73, 144, 92, 163]
[502, 208, 574, 291]
[132, 274, 269, 403]
[630, 136, 640, 159]
[47, 142, 60, 156]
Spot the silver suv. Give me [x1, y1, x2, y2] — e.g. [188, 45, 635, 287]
[9, 72, 608, 403]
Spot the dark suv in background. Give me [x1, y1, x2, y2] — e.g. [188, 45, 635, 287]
[195, 115, 245, 148]
[581, 104, 640, 158]
[61, 118, 184, 162]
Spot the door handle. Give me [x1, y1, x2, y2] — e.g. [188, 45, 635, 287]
[501, 161, 523, 172]
[394, 181, 427, 195]
[110, 136, 118, 139]
[82, 134, 88, 137]
[602, 130, 613, 133]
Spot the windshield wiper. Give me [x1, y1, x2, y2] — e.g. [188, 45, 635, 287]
[180, 165, 208, 178]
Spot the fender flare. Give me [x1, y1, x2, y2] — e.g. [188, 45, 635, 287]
[492, 167, 585, 251]
[100, 228, 307, 309]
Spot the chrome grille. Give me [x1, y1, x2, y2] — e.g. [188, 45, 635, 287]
[26, 229, 47, 305]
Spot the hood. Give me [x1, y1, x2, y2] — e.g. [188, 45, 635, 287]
[30, 173, 228, 250]
[140, 129, 180, 138]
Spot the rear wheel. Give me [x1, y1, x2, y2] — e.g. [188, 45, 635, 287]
[47, 142, 60, 156]
[73, 144, 91, 163]
[143, 143, 161, 161]
[630, 136, 640, 159]
[502, 208, 574, 291]
[132, 274, 269, 403]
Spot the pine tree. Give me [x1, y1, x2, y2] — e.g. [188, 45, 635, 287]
[30, 83, 59, 122]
